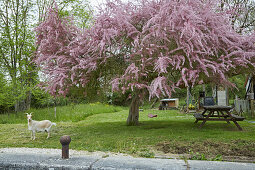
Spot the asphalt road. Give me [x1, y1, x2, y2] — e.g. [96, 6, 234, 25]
[0, 151, 255, 170]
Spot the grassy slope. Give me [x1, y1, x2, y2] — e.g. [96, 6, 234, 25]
[0, 103, 124, 124]
[0, 105, 255, 161]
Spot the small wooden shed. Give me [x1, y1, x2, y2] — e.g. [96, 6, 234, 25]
[159, 98, 179, 110]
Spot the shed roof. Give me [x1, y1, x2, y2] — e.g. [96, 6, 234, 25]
[160, 98, 178, 102]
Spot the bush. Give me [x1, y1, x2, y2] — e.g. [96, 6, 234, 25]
[0, 73, 14, 113]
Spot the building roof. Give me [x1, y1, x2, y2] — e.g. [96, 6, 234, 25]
[160, 98, 178, 102]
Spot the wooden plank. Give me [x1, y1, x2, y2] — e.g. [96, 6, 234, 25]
[203, 106, 233, 111]
[199, 118, 231, 121]
[251, 100, 255, 118]
[193, 113, 204, 119]
[231, 114, 245, 121]
[233, 121, 243, 131]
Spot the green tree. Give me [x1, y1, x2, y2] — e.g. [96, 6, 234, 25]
[0, 0, 36, 112]
[36, 0, 93, 28]
[0, 0, 93, 112]
[0, 72, 13, 113]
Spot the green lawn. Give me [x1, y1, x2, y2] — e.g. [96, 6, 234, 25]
[0, 104, 255, 162]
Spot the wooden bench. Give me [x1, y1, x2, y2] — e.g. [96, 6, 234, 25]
[194, 113, 204, 119]
[193, 113, 205, 123]
[194, 113, 245, 121]
[231, 114, 245, 121]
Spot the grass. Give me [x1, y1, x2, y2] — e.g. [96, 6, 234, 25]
[0, 102, 124, 124]
[0, 104, 255, 162]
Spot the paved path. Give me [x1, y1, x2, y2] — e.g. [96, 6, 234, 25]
[0, 148, 255, 170]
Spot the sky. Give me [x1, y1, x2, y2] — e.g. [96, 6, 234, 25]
[89, 0, 106, 8]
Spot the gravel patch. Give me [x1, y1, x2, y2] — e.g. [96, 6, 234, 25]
[0, 147, 132, 158]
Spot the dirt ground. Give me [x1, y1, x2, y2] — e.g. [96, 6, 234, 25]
[156, 139, 255, 162]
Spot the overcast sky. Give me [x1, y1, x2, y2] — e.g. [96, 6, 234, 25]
[89, 0, 106, 8]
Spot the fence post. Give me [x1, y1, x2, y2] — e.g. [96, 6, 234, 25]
[251, 100, 255, 118]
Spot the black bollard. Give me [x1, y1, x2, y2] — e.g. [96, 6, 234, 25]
[60, 135, 71, 159]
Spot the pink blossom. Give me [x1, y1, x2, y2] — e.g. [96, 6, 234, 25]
[35, 0, 255, 98]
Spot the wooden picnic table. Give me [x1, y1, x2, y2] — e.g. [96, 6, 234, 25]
[194, 105, 245, 131]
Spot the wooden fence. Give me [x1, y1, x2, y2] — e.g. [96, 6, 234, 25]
[234, 99, 251, 117]
[234, 99, 253, 117]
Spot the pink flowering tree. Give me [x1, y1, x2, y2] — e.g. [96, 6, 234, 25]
[35, 0, 255, 125]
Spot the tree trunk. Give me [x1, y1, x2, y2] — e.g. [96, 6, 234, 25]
[26, 90, 31, 110]
[127, 94, 140, 126]
[15, 100, 25, 113]
[54, 99, 57, 118]
[150, 98, 159, 109]
[14, 101, 19, 113]
[54, 106, 57, 118]
[186, 86, 191, 112]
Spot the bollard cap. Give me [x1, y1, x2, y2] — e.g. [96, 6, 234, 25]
[60, 135, 71, 145]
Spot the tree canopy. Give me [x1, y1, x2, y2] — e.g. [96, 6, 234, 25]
[0, 0, 93, 112]
[35, 0, 255, 100]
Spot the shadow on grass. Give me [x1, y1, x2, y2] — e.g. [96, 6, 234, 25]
[88, 118, 246, 131]
[72, 118, 252, 144]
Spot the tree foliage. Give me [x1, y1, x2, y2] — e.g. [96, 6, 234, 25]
[0, 72, 13, 112]
[0, 0, 93, 112]
[220, 0, 255, 33]
[35, 0, 255, 100]
[0, 0, 37, 111]
[36, 0, 93, 28]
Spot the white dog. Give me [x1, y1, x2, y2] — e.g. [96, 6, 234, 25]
[26, 113, 56, 140]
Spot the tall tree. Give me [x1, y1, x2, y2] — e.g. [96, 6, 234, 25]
[0, 0, 36, 111]
[220, 0, 255, 33]
[36, 0, 93, 28]
[35, 0, 255, 125]
[0, 71, 13, 113]
[0, 0, 93, 112]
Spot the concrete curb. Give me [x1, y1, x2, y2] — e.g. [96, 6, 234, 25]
[0, 152, 255, 170]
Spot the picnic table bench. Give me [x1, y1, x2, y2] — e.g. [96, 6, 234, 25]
[193, 106, 245, 130]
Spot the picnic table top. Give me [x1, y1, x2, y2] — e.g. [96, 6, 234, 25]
[203, 105, 233, 110]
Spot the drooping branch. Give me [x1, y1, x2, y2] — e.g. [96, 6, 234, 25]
[35, 0, 255, 99]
